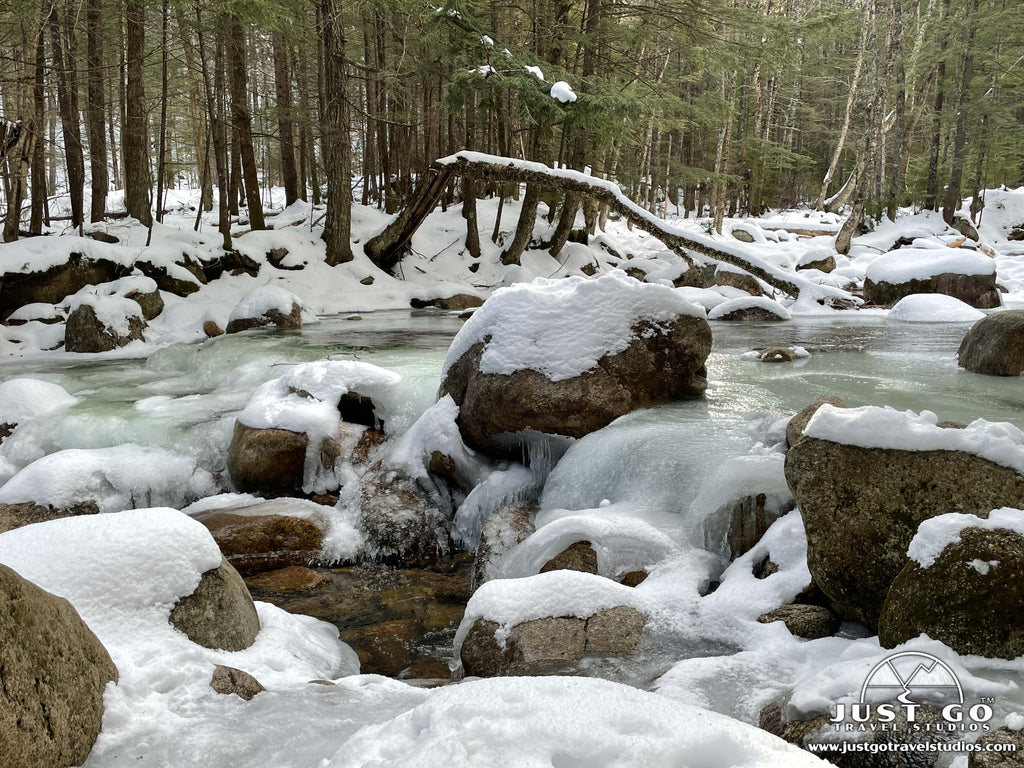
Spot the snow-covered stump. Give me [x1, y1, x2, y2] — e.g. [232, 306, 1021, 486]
[784, 406, 1024, 628]
[879, 509, 1024, 658]
[439, 271, 712, 459]
[863, 246, 1001, 308]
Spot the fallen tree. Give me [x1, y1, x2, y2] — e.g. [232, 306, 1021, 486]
[364, 151, 856, 305]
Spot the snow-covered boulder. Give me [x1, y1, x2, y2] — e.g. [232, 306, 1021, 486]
[707, 296, 791, 322]
[795, 249, 836, 273]
[0, 563, 118, 768]
[784, 406, 1024, 628]
[228, 361, 399, 494]
[134, 251, 206, 296]
[0, 378, 77, 442]
[879, 509, 1024, 658]
[225, 285, 306, 334]
[864, 247, 1001, 308]
[324, 676, 830, 768]
[785, 395, 845, 448]
[757, 603, 839, 640]
[958, 310, 1024, 376]
[64, 295, 146, 352]
[0, 250, 123, 321]
[888, 292, 985, 322]
[439, 272, 712, 457]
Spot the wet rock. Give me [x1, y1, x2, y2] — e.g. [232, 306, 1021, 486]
[969, 728, 1024, 767]
[957, 311, 1024, 376]
[619, 570, 648, 587]
[226, 421, 308, 494]
[355, 462, 454, 564]
[441, 317, 711, 458]
[473, 502, 538, 588]
[338, 619, 422, 677]
[169, 558, 261, 651]
[724, 492, 793, 558]
[244, 565, 332, 593]
[879, 527, 1024, 659]
[127, 288, 164, 320]
[753, 555, 779, 579]
[757, 604, 840, 639]
[785, 396, 845, 448]
[756, 346, 797, 363]
[785, 437, 1024, 628]
[539, 540, 599, 575]
[0, 252, 122, 321]
[193, 506, 326, 576]
[715, 267, 763, 296]
[410, 294, 484, 311]
[0, 564, 118, 768]
[210, 665, 265, 700]
[64, 303, 146, 353]
[203, 320, 224, 338]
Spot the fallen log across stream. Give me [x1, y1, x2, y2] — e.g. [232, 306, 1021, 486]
[364, 151, 857, 306]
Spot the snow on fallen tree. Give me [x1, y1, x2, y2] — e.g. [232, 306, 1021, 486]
[364, 151, 857, 306]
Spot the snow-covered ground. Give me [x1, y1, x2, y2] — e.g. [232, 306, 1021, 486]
[3, 183, 1024, 766]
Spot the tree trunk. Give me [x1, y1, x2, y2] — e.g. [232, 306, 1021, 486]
[273, 32, 299, 207]
[227, 21, 265, 229]
[86, 0, 108, 222]
[501, 183, 541, 265]
[925, 0, 951, 211]
[942, 0, 979, 225]
[148, 0, 169, 243]
[124, 0, 152, 226]
[195, 8, 231, 249]
[51, 2, 86, 231]
[30, 21, 46, 233]
[3, 124, 37, 242]
[319, 0, 354, 264]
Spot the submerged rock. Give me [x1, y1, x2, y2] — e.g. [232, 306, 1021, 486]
[0, 564, 118, 768]
[169, 557, 261, 651]
[957, 311, 1024, 376]
[785, 436, 1024, 628]
[879, 525, 1024, 659]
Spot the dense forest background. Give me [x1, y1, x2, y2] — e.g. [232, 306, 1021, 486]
[0, 0, 1022, 262]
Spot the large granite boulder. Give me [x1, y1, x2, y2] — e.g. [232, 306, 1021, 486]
[439, 272, 711, 457]
[169, 557, 261, 651]
[0, 252, 123, 321]
[227, 421, 309, 494]
[64, 300, 146, 352]
[879, 515, 1024, 658]
[958, 311, 1024, 376]
[0, 564, 118, 768]
[460, 606, 644, 677]
[785, 407, 1024, 629]
[864, 247, 1000, 308]
[785, 396, 845, 448]
[0, 501, 100, 535]
[714, 265, 764, 296]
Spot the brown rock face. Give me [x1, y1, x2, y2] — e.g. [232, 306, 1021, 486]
[169, 558, 261, 651]
[410, 294, 484, 311]
[969, 729, 1024, 768]
[879, 527, 1024, 659]
[0, 564, 118, 768]
[225, 302, 302, 334]
[864, 271, 1001, 309]
[0, 501, 102, 534]
[958, 311, 1024, 376]
[715, 268, 764, 296]
[785, 437, 1024, 628]
[209, 665, 265, 700]
[193, 509, 326, 576]
[460, 606, 645, 677]
[0, 252, 122, 321]
[712, 306, 788, 322]
[203, 320, 224, 338]
[128, 289, 164, 320]
[244, 565, 332, 593]
[796, 255, 837, 273]
[440, 316, 711, 457]
[64, 303, 146, 353]
[785, 396, 845, 448]
[227, 421, 309, 494]
[539, 540, 599, 575]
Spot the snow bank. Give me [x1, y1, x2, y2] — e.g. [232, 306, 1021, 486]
[325, 676, 829, 768]
[708, 296, 792, 321]
[888, 293, 987, 322]
[0, 377, 77, 425]
[442, 270, 705, 382]
[0, 444, 217, 512]
[804, 405, 1024, 474]
[907, 507, 1024, 568]
[865, 248, 994, 284]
